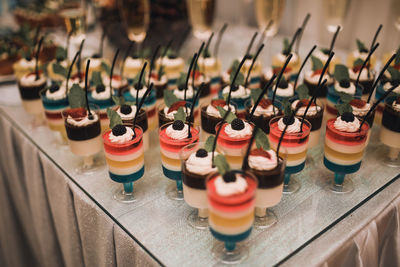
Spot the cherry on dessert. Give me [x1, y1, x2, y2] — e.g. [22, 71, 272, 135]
[278, 78, 288, 89]
[172, 120, 185, 130]
[195, 148, 208, 158]
[168, 100, 187, 113]
[339, 80, 350, 88]
[231, 118, 245, 130]
[49, 84, 60, 93]
[283, 115, 295, 125]
[96, 84, 106, 93]
[120, 104, 132, 115]
[223, 171, 237, 183]
[350, 99, 366, 108]
[341, 112, 355, 122]
[250, 148, 271, 159]
[112, 124, 127, 136]
[259, 98, 272, 109]
[211, 99, 227, 108]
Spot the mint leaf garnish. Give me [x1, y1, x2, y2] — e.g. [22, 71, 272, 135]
[173, 107, 186, 121]
[107, 108, 123, 129]
[387, 66, 400, 81]
[296, 84, 310, 100]
[52, 62, 68, 78]
[204, 135, 216, 152]
[250, 88, 263, 102]
[214, 154, 230, 175]
[101, 61, 111, 76]
[177, 72, 187, 88]
[334, 64, 350, 82]
[133, 70, 146, 86]
[282, 38, 290, 55]
[163, 90, 179, 107]
[353, 58, 364, 68]
[55, 46, 67, 61]
[311, 56, 324, 71]
[356, 39, 368, 53]
[92, 71, 103, 87]
[336, 102, 353, 115]
[216, 106, 237, 124]
[255, 128, 270, 150]
[68, 84, 86, 108]
[338, 92, 352, 103]
[282, 99, 293, 117]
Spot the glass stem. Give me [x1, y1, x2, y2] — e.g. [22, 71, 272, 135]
[225, 241, 236, 252]
[284, 173, 291, 185]
[123, 182, 134, 194]
[334, 173, 345, 186]
[255, 207, 267, 217]
[176, 179, 183, 192]
[83, 156, 94, 168]
[389, 148, 399, 161]
[198, 208, 208, 219]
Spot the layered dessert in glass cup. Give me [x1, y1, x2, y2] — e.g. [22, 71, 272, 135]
[245, 98, 281, 135]
[149, 71, 168, 105]
[272, 52, 300, 81]
[180, 142, 218, 229]
[346, 39, 376, 69]
[215, 119, 253, 169]
[201, 99, 236, 141]
[267, 77, 295, 107]
[269, 116, 311, 194]
[260, 66, 292, 90]
[244, 148, 286, 229]
[314, 48, 341, 73]
[62, 105, 103, 173]
[324, 112, 369, 193]
[156, 55, 185, 89]
[17, 71, 47, 125]
[115, 104, 149, 151]
[40, 83, 69, 142]
[122, 56, 148, 83]
[326, 80, 362, 120]
[13, 57, 37, 80]
[380, 96, 400, 166]
[103, 124, 144, 202]
[197, 55, 222, 96]
[189, 72, 212, 105]
[206, 170, 257, 264]
[374, 80, 399, 125]
[218, 85, 251, 119]
[102, 74, 129, 97]
[303, 69, 334, 103]
[159, 120, 200, 200]
[88, 84, 115, 132]
[349, 65, 375, 98]
[221, 58, 262, 89]
[168, 86, 200, 126]
[158, 101, 195, 128]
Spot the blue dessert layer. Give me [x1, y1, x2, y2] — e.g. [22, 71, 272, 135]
[210, 76, 222, 84]
[88, 94, 115, 110]
[167, 78, 178, 86]
[109, 166, 145, 183]
[123, 89, 157, 108]
[266, 91, 297, 109]
[374, 83, 385, 101]
[327, 84, 363, 105]
[162, 166, 182, 181]
[285, 162, 305, 174]
[323, 157, 361, 174]
[210, 227, 252, 243]
[218, 91, 250, 111]
[41, 95, 69, 110]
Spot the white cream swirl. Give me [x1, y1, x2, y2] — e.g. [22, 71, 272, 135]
[276, 52, 298, 64]
[392, 100, 400, 112]
[163, 106, 189, 120]
[17, 58, 36, 69]
[349, 68, 371, 81]
[158, 56, 184, 68]
[197, 57, 216, 68]
[333, 116, 360, 132]
[352, 50, 368, 61]
[46, 85, 67, 100]
[206, 104, 236, 118]
[117, 105, 137, 120]
[102, 75, 127, 89]
[275, 83, 294, 97]
[222, 85, 251, 99]
[91, 86, 112, 100]
[86, 58, 103, 69]
[277, 116, 301, 133]
[129, 86, 148, 98]
[165, 123, 189, 139]
[383, 82, 400, 94]
[214, 174, 248, 197]
[224, 121, 252, 138]
[109, 127, 134, 144]
[124, 57, 143, 69]
[248, 150, 278, 171]
[334, 81, 356, 95]
[173, 86, 195, 99]
[351, 102, 370, 116]
[314, 49, 330, 62]
[291, 100, 321, 116]
[19, 73, 46, 87]
[186, 151, 218, 175]
[304, 70, 333, 84]
[251, 104, 279, 117]
[67, 112, 99, 127]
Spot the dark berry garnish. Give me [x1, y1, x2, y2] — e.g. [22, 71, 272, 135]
[168, 53, 177, 59]
[390, 79, 400, 87]
[349, 99, 366, 108]
[283, 115, 295, 125]
[211, 99, 227, 108]
[231, 85, 239, 92]
[96, 84, 106, 93]
[132, 54, 139, 59]
[222, 171, 237, 183]
[120, 104, 132, 115]
[245, 54, 253, 60]
[231, 118, 245, 130]
[168, 100, 187, 113]
[278, 78, 288, 89]
[56, 56, 64, 62]
[250, 148, 272, 159]
[92, 53, 100, 59]
[135, 83, 143, 90]
[320, 48, 330, 55]
[195, 148, 208, 158]
[172, 120, 185, 130]
[178, 84, 185, 91]
[49, 84, 60, 93]
[341, 112, 355, 122]
[339, 80, 350, 88]
[112, 124, 127, 136]
[26, 56, 32, 61]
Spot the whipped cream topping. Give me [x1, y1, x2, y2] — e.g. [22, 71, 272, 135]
[263, 67, 291, 81]
[124, 57, 143, 69]
[248, 149, 278, 171]
[17, 58, 36, 69]
[334, 81, 356, 95]
[291, 100, 321, 116]
[224, 121, 252, 138]
[64, 78, 85, 89]
[67, 112, 99, 127]
[86, 58, 102, 68]
[46, 85, 67, 100]
[334, 116, 360, 132]
[383, 82, 400, 94]
[251, 103, 279, 117]
[109, 126, 134, 144]
[314, 49, 330, 62]
[275, 83, 294, 97]
[91, 86, 112, 100]
[165, 123, 189, 139]
[20, 73, 46, 87]
[206, 104, 236, 118]
[240, 57, 261, 70]
[163, 106, 189, 120]
[351, 102, 370, 116]
[349, 68, 371, 81]
[304, 70, 333, 84]
[117, 105, 137, 120]
[102, 75, 127, 89]
[129, 86, 148, 99]
[214, 174, 248, 197]
[173, 86, 195, 99]
[352, 50, 369, 61]
[197, 56, 217, 68]
[278, 116, 301, 133]
[158, 56, 184, 68]
[222, 85, 250, 99]
[186, 151, 218, 175]
[276, 52, 298, 64]
[392, 100, 400, 112]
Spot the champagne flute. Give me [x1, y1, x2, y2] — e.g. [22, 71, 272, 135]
[117, 0, 150, 54]
[60, 0, 87, 44]
[254, 0, 285, 38]
[186, 0, 216, 41]
[323, 0, 351, 33]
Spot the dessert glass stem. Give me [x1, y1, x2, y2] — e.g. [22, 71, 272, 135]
[83, 156, 94, 169]
[225, 242, 236, 252]
[176, 179, 183, 192]
[283, 173, 291, 185]
[198, 208, 208, 219]
[388, 148, 399, 161]
[334, 173, 345, 186]
[123, 182, 134, 194]
[255, 207, 266, 217]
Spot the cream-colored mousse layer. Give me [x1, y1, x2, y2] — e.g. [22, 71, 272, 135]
[69, 135, 102, 157]
[183, 184, 208, 211]
[308, 129, 322, 149]
[22, 99, 44, 116]
[380, 127, 400, 149]
[256, 184, 283, 210]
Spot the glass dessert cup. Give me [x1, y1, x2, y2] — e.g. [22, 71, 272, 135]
[326, 84, 364, 121]
[373, 83, 386, 125]
[324, 119, 369, 193]
[62, 104, 104, 174]
[244, 99, 282, 135]
[180, 142, 210, 230]
[243, 149, 287, 229]
[380, 97, 400, 167]
[301, 99, 325, 149]
[40, 88, 69, 146]
[206, 170, 258, 264]
[269, 116, 311, 194]
[200, 102, 238, 141]
[217, 91, 250, 119]
[157, 103, 197, 128]
[87, 92, 116, 133]
[159, 122, 200, 200]
[303, 78, 333, 105]
[103, 126, 144, 203]
[215, 122, 254, 169]
[150, 74, 168, 106]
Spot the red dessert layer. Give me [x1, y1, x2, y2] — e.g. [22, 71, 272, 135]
[325, 119, 369, 145]
[269, 121, 311, 147]
[216, 123, 253, 149]
[103, 127, 143, 155]
[159, 127, 200, 153]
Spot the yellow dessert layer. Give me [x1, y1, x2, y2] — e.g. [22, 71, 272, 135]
[209, 210, 254, 228]
[106, 153, 144, 168]
[324, 144, 364, 161]
[160, 153, 181, 168]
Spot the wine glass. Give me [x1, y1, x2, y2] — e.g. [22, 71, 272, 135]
[186, 0, 216, 41]
[60, 0, 87, 44]
[323, 0, 350, 33]
[117, 0, 150, 55]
